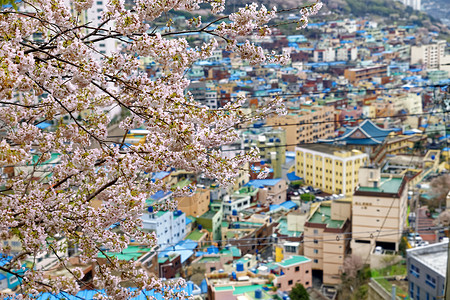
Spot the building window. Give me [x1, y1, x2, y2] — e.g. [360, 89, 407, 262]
[313, 259, 318, 263]
[410, 264, 420, 278]
[314, 249, 319, 254]
[314, 239, 318, 244]
[410, 282, 414, 298]
[288, 280, 293, 285]
[417, 286, 420, 300]
[313, 229, 318, 234]
[426, 274, 436, 288]
[295, 266, 300, 272]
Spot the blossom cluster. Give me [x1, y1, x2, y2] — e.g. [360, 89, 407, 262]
[0, 0, 321, 298]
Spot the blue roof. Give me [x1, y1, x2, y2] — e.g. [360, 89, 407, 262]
[245, 178, 282, 188]
[286, 172, 302, 182]
[270, 201, 298, 211]
[404, 130, 417, 135]
[36, 122, 52, 129]
[270, 204, 281, 211]
[152, 171, 170, 180]
[178, 239, 198, 251]
[158, 240, 198, 264]
[150, 190, 172, 201]
[280, 201, 298, 210]
[27, 284, 194, 300]
[207, 246, 219, 254]
[158, 246, 193, 264]
[0, 255, 13, 267]
[326, 119, 393, 145]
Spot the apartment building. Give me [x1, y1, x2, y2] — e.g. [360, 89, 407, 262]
[344, 65, 388, 83]
[222, 186, 259, 215]
[406, 242, 446, 300]
[141, 210, 186, 247]
[351, 167, 408, 257]
[274, 256, 312, 292]
[411, 40, 446, 69]
[245, 178, 288, 205]
[303, 201, 351, 285]
[295, 144, 369, 195]
[266, 105, 334, 151]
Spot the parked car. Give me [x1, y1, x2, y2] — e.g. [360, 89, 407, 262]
[408, 232, 423, 242]
[374, 246, 383, 254]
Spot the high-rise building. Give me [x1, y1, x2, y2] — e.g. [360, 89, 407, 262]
[411, 40, 446, 70]
[400, 0, 421, 11]
[266, 105, 334, 151]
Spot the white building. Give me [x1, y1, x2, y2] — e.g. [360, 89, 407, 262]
[411, 40, 446, 69]
[399, 0, 421, 10]
[141, 210, 186, 247]
[222, 194, 252, 215]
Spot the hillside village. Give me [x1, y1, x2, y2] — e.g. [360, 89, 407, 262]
[1, 1, 450, 300]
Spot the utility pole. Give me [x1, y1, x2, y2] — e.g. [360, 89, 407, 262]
[442, 86, 450, 300]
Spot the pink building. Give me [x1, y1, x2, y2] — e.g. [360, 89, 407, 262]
[274, 256, 312, 292]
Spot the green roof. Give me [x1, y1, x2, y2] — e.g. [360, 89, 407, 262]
[277, 255, 310, 267]
[234, 186, 259, 196]
[220, 246, 241, 257]
[244, 290, 273, 300]
[30, 153, 60, 165]
[358, 177, 403, 194]
[235, 221, 262, 227]
[215, 286, 233, 291]
[174, 179, 192, 188]
[308, 205, 344, 229]
[277, 218, 302, 237]
[199, 256, 221, 263]
[233, 284, 273, 295]
[186, 229, 205, 241]
[155, 211, 168, 217]
[98, 245, 153, 261]
[158, 257, 168, 264]
[199, 210, 218, 219]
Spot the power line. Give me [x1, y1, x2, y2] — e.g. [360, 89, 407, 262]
[221, 128, 444, 152]
[2, 128, 442, 169]
[188, 83, 449, 103]
[100, 225, 444, 254]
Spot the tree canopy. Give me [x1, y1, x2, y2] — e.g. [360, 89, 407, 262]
[0, 0, 322, 298]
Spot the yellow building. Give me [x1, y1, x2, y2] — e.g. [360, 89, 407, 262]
[295, 144, 368, 195]
[266, 105, 334, 151]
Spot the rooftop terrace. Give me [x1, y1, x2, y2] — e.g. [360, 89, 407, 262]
[358, 176, 403, 194]
[308, 205, 345, 229]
